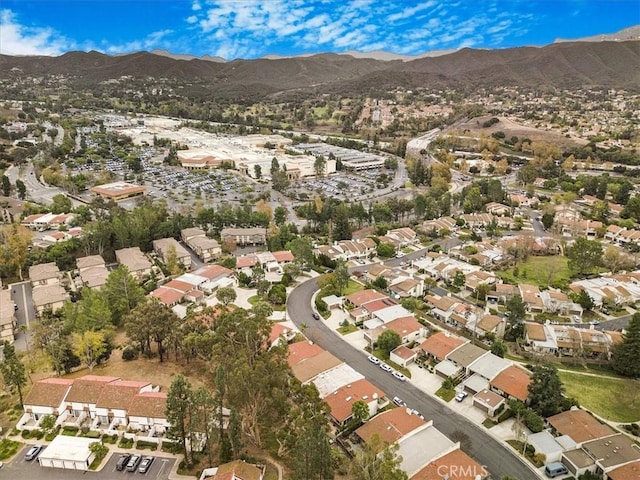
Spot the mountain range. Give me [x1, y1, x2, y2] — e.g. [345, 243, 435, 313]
[1, 40, 638, 99]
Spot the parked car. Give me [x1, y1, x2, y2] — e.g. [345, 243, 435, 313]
[25, 445, 43, 461]
[544, 462, 568, 478]
[392, 371, 407, 381]
[126, 454, 142, 472]
[312, 312, 320, 320]
[392, 396, 406, 407]
[116, 454, 131, 471]
[379, 363, 393, 372]
[138, 456, 155, 474]
[454, 391, 469, 402]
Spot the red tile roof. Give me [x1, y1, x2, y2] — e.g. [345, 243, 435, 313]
[24, 378, 74, 408]
[412, 448, 488, 480]
[65, 376, 120, 404]
[324, 378, 383, 424]
[345, 289, 387, 307]
[128, 392, 167, 418]
[420, 332, 466, 361]
[547, 409, 614, 443]
[489, 365, 531, 401]
[287, 340, 325, 368]
[355, 407, 426, 444]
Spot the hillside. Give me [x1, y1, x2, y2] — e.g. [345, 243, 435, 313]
[0, 40, 638, 98]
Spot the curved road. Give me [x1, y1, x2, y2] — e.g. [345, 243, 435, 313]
[287, 277, 538, 480]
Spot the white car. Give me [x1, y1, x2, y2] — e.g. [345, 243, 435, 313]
[454, 391, 469, 402]
[367, 355, 380, 365]
[379, 363, 393, 372]
[392, 396, 406, 407]
[392, 371, 407, 382]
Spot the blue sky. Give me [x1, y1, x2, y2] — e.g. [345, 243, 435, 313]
[0, 1, 638, 60]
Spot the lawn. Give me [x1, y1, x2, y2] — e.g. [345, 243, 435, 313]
[435, 387, 456, 402]
[337, 324, 358, 335]
[342, 279, 364, 296]
[496, 256, 571, 287]
[559, 371, 640, 423]
[0, 438, 20, 460]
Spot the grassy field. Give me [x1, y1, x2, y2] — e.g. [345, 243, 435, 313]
[496, 256, 571, 287]
[559, 371, 640, 423]
[342, 279, 364, 296]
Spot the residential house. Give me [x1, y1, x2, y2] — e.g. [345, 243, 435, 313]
[606, 461, 640, 480]
[386, 227, 419, 247]
[192, 264, 235, 293]
[127, 392, 170, 434]
[425, 294, 460, 322]
[287, 341, 343, 385]
[420, 216, 457, 235]
[474, 314, 505, 337]
[0, 288, 17, 343]
[153, 237, 192, 270]
[32, 284, 68, 315]
[64, 375, 120, 421]
[446, 343, 488, 376]
[312, 363, 366, 399]
[419, 332, 468, 362]
[364, 315, 426, 349]
[202, 460, 265, 480]
[324, 378, 386, 426]
[20, 378, 74, 427]
[548, 409, 615, 445]
[566, 434, 640, 477]
[115, 247, 152, 281]
[485, 202, 511, 216]
[95, 380, 153, 429]
[524, 321, 558, 354]
[181, 227, 221, 262]
[388, 277, 425, 299]
[355, 407, 427, 446]
[486, 283, 517, 304]
[467, 353, 510, 382]
[29, 262, 60, 286]
[489, 365, 531, 402]
[412, 448, 489, 480]
[220, 227, 267, 246]
[540, 289, 583, 317]
[76, 255, 109, 289]
[519, 283, 544, 313]
[390, 345, 418, 367]
[472, 389, 506, 417]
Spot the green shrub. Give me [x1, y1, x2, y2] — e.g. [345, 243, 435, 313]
[21, 429, 31, 439]
[102, 434, 118, 444]
[81, 430, 101, 439]
[45, 426, 60, 442]
[497, 408, 514, 423]
[136, 440, 158, 451]
[122, 346, 139, 361]
[118, 437, 134, 449]
[0, 438, 21, 460]
[63, 425, 79, 432]
[161, 441, 179, 453]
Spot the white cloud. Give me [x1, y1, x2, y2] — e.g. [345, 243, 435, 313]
[104, 29, 173, 54]
[387, 1, 436, 23]
[0, 9, 73, 56]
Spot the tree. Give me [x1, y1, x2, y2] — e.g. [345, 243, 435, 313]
[541, 212, 555, 230]
[351, 400, 370, 424]
[575, 289, 595, 311]
[72, 331, 107, 371]
[268, 283, 287, 305]
[491, 340, 507, 358]
[376, 242, 395, 258]
[1, 175, 10, 196]
[610, 313, 640, 377]
[39, 414, 56, 435]
[165, 244, 181, 275]
[89, 441, 109, 464]
[15, 179, 26, 199]
[50, 193, 72, 214]
[372, 276, 388, 290]
[377, 330, 402, 355]
[0, 341, 27, 406]
[0, 224, 32, 280]
[254, 164, 262, 179]
[348, 433, 408, 480]
[289, 237, 314, 268]
[273, 206, 286, 226]
[103, 266, 145, 326]
[166, 374, 194, 465]
[567, 238, 603, 275]
[602, 245, 625, 274]
[216, 286, 237, 306]
[528, 364, 565, 417]
[333, 260, 350, 296]
[125, 300, 179, 362]
[506, 295, 526, 323]
[314, 155, 326, 177]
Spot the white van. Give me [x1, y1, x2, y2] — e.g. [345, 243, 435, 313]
[544, 462, 568, 478]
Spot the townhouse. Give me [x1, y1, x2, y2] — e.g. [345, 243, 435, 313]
[0, 288, 17, 343]
[29, 262, 61, 286]
[181, 227, 221, 262]
[364, 315, 427, 350]
[76, 255, 109, 289]
[115, 247, 153, 281]
[524, 321, 621, 359]
[21, 212, 75, 231]
[220, 227, 267, 246]
[153, 237, 192, 270]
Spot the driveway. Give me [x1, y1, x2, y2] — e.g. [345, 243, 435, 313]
[287, 276, 540, 480]
[3, 445, 176, 480]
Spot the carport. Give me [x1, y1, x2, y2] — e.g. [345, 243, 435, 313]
[38, 436, 95, 470]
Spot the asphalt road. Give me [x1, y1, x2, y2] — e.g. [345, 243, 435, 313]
[3, 445, 175, 480]
[287, 273, 538, 480]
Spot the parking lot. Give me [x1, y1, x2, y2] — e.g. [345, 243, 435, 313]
[2, 445, 176, 480]
[291, 170, 391, 200]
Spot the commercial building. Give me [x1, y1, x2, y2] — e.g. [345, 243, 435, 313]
[90, 181, 146, 201]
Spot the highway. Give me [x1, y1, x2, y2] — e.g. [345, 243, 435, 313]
[287, 267, 538, 480]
